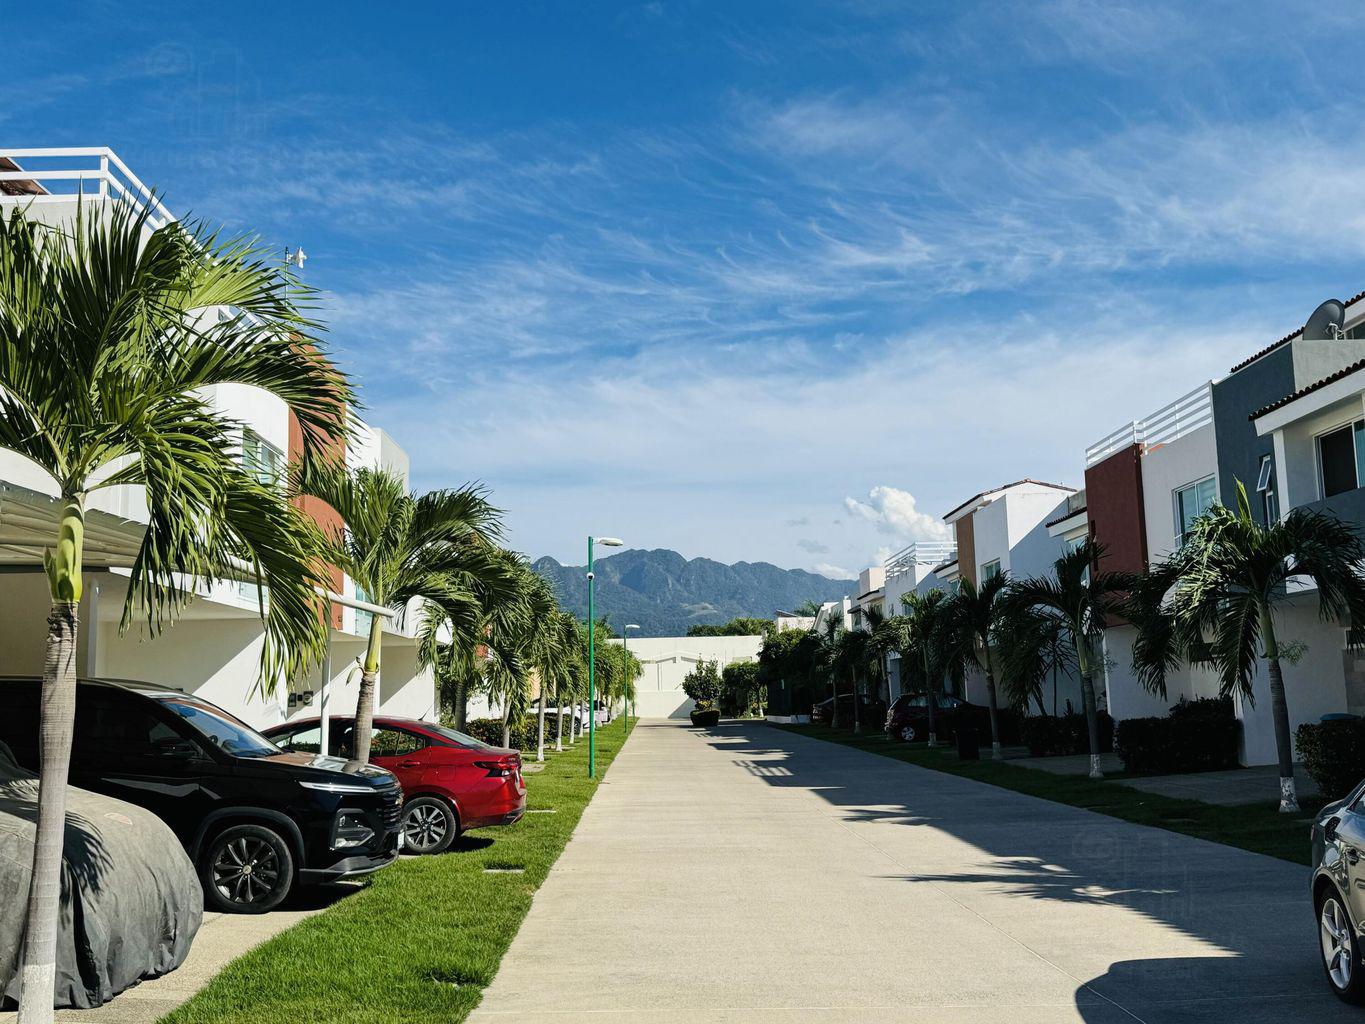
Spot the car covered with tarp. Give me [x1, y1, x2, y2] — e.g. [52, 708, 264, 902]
[0, 741, 202, 1009]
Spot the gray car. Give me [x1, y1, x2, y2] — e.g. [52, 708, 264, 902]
[1313, 782, 1365, 1003]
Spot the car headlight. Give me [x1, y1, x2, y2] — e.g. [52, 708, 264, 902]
[333, 813, 375, 849]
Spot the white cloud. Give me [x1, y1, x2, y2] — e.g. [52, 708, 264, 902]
[813, 562, 854, 580]
[844, 486, 952, 540]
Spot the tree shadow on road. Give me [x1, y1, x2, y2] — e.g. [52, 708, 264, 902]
[702, 723, 1348, 1024]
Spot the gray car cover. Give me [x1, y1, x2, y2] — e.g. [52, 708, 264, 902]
[0, 741, 202, 1009]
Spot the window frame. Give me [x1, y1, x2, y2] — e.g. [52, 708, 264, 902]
[1314, 418, 1365, 500]
[1173, 475, 1217, 548]
[1256, 453, 1279, 524]
[980, 559, 1001, 581]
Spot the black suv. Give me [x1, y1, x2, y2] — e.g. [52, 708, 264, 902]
[0, 677, 402, 913]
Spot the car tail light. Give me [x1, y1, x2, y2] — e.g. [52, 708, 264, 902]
[474, 760, 518, 778]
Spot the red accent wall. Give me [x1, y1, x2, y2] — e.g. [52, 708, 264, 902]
[289, 410, 346, 629]
[1083, 443, 1147, 577]
[955, 517, 976, 587]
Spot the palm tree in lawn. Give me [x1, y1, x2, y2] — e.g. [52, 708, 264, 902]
[995, 606, 1074, 717]
[536, 609, 580, 760]
[1002, 540, 1133, 779]
[301, 464, 511, 764]
[898, 590, 958, 746]
[815, 617, 851, 728]
[0, 201, 346, 1022]
[946, 572, 1012, 758]
[1131, 483, 1365, 812]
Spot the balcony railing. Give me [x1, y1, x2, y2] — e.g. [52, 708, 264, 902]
[884, 540, 957, 579]
[0, 147, 174, 229]
[1085, 381, 1215, 466]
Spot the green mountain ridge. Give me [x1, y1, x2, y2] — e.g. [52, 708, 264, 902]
[532, 548, 854, 637]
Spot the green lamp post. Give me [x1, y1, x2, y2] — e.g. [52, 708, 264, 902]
[587, 535, 623, 778]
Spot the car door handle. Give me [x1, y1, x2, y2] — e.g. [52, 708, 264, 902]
[398, 760, 421, 768]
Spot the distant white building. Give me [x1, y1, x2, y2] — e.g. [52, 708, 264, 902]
[610, 634, 763, 719]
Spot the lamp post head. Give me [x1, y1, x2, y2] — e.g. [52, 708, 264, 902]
[596, 537, 624, 547]
[625, 624, 641, 632]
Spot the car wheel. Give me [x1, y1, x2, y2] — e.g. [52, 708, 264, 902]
[402, 796, 458, 855]
[200, 823, 294, 914]
[900, 725, 917, 742]
[1320, 887, 1365, 1003]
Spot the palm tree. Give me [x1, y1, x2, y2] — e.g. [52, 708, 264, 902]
[995, 606, 1075, 716]
[1003, 540, 1132, 779]
[302, 465, 510, 764]
[898, 590, 959, 746]
[1131, 483, 1365, 812]
[535, 609, 580, 761]
[815, 618, 851, 728]
[946, 573, 1011, 758]
[0, 201, 347, 1022]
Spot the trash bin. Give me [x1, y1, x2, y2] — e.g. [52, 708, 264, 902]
[956, 724, 980, 760]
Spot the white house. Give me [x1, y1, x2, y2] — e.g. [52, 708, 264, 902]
[611, 634, 763, 719]
[0, 147, 437, 735]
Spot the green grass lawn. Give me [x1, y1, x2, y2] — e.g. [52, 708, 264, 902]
[163, 717, 635, 1024]
[777, 724, 1324, 865]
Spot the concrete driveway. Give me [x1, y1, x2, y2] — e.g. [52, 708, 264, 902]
[469, 719, 1348, 1023]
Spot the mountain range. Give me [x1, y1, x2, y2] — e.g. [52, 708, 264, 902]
[532, 548, 854, 637]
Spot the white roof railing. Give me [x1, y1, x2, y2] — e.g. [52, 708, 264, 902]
[1085, 380, 1215, 467]
[884, 540, 957, 580]
[0, 147, 175, 229]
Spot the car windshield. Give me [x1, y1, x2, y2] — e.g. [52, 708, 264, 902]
[425, 722, 498, 750]
[161, 697, 280, 757]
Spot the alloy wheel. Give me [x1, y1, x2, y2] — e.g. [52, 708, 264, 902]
[404, 802, 450, 852]
[212, 836, 282, 906]
[1323, 896, 1354, 990]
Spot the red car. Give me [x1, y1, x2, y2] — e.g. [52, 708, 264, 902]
[265, 716, 525, 855]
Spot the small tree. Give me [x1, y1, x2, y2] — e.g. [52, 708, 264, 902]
[1003, 540, 1133, 779]
[681, 658, 723, 709]
[946, 573, 1012, 758]
[720, 660, 763, 717]
[1131, 483, 1365, 812]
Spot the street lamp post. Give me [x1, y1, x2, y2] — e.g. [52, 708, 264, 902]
[587, 535, 623, 778]
[623, 624, 641, 726]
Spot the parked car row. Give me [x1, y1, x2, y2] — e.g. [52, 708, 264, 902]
[0, 677, 525, 914]
[810, 693, 887, 726]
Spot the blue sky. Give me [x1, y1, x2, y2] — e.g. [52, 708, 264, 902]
[11, 1, 1365, 578]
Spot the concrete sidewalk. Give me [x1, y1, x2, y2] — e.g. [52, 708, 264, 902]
[470, 718, 1345, 1023]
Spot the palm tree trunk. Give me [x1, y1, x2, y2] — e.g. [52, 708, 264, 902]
[830, 672, 841, 729]
[353, 615, 384, 765]
[851, 672, 862, 733]
[1076, 640, 1102, 779]
[983, 648, 1003, 760]
[923, 652, 938, 747]
[537, 692, 546, 763]
[452, 673, 468, 731]
[1259, 602, 1299, 812]
[19, 499, 84, 1024]
[500, 701, 511, 749]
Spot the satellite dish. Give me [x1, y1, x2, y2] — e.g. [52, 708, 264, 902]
[1303, 299, 1346, 340]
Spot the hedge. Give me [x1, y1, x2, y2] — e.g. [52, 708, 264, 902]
[459, 715, 539, 751]
[1021, 710, 1114, 757]
[1296, 718, 1365, 800]
[1115, 698, 1240, 774]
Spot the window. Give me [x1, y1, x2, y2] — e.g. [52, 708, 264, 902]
[1256, 454, 1279, 524]
[1317, 420, 1365, 499]
[981, 559, 1001, 581]
[277, 724, 322, 754]
[354, 584, 374, 638]
[369, 728, 425, 758]
[75, 693, 184, 756]
[1175, 477, 1217, 546]
[240, 428, 284, 488]
[161, 696, 279, 757]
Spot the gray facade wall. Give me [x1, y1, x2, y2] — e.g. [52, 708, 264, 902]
[1212, 346, 1292, 522]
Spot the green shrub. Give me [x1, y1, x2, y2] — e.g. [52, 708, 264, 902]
[1021, 711, 1113, 757]
[460, 715, 538, 751]
[1297, 719, 1365, 800]
[1114, 698, 1240, 774]
[681, 659, 723, 707]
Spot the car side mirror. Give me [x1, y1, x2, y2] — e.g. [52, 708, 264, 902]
[153, 738, 202, 761]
